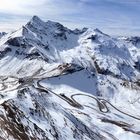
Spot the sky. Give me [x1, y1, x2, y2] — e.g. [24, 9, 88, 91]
[0, 0, 140, 36]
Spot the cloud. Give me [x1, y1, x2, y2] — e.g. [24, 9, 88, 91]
[0, 0, 140, 36]
[0, 0, 49, 15]
[106, 0, 140, 4]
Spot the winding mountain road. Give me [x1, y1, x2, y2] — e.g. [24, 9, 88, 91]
[36, 79, 140, 121]
[0, 75, 140, 122]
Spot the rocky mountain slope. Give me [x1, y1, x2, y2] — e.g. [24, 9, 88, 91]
[0, 16, 140, 140]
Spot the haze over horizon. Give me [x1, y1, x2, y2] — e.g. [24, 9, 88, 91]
[0, 0, 140, 36]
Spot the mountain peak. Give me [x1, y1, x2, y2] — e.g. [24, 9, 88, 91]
[94, 28, 103, 33]
[31, 15, 43, 23]
[25, 15, 45, 29]
[93, 28, 109, 36]
[28, 15, 65, 29]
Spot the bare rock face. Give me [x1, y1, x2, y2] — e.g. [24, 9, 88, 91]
[0, 16, 140, 140]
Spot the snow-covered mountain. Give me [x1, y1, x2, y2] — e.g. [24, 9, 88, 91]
[0, 16, 140, 140]
[0, 32, 6, 39]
